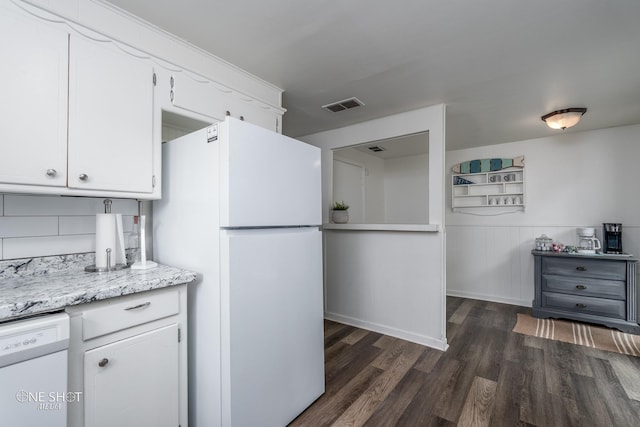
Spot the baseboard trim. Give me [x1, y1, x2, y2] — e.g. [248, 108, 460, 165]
[446, 290, 532, 308]
[324, 312, 449, 351]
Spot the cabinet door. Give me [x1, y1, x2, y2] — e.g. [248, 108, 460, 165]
[241, 103, 281, 133]
[0, 6, 68, 187]
[84, 324, 179, 427]
[227, 95, 280, 132]
[68, 35, 154, 193]
[170, 72, 229, 121]
[170, 72, 281, 132]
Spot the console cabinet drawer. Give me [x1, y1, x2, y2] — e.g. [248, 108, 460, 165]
[81, 289, 179, 340]
[542, 257, 626, 281]
[533, 251, 639, 333]
[541, 292, 626, 319]
[542, 275, 626, 300]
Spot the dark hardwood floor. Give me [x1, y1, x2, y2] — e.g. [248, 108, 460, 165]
[289, 297, 640, 426]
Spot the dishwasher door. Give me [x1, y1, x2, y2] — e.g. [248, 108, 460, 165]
[0, 312, 70, 427]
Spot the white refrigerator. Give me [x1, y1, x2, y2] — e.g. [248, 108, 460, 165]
[153, 117, 324, 427]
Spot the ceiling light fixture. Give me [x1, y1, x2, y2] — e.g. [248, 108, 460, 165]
[541, 107, 587, 130]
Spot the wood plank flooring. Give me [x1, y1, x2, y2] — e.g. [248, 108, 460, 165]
[289, 297, 640, 426]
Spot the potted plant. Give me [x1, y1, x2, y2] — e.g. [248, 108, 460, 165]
[331, 201, 350, 224]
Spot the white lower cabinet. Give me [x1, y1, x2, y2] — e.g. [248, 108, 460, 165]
[84, 325, 179, 427]
[66, 285, 187, 427]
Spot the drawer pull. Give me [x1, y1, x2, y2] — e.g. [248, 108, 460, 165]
[576, 303, 588, 309]
[576, 285, 587, 290]
[98, 358, 109, 368]
[576, 266, 587, 272]
[124, 302, 151, 311]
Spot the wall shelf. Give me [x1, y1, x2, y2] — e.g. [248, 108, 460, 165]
[452, 168, 525, 211]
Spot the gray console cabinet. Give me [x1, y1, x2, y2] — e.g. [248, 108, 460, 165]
[532, 250, 639, 333]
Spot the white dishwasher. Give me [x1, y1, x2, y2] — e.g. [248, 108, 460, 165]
[0, 312, 70, 427]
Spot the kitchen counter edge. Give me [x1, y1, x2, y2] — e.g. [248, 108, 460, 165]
[0, 264, 197, 323]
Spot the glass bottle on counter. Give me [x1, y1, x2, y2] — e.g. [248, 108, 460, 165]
[535, 234, 553, 251]
[128, 215, 140, 265]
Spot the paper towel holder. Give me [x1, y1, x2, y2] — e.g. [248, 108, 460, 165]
[85, 248, 129, 272]
[130, 215, 158, 270]
[85, 199, 130, 273]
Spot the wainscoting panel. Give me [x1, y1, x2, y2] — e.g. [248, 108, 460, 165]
[446, 225, 639, 307]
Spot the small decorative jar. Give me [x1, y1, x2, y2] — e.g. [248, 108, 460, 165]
[535, 234, 553, 251]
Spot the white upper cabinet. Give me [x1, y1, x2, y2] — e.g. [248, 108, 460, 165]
[169, 72, 228, 122]
[0, 1, 158, 199]
[168, 72, 282, 132]
[68, 36, 154, 193]
[0, 6, 68, 188]
[0, 0, 285, 199]
[227, 93, 281, 133]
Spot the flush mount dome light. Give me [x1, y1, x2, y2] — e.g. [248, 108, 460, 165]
[541, 107, 587, 130]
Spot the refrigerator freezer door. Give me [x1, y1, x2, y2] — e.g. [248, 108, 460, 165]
[219, 117, 321, 227]
[220, 227, 325, 427]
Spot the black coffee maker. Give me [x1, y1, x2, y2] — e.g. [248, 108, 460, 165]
[603, 223, 623, 254]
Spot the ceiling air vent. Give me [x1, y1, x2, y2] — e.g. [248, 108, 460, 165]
[367, 146, 385, 152]
[322, 97, 365, 113]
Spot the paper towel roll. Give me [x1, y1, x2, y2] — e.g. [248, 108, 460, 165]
[96, 214, 116, 268]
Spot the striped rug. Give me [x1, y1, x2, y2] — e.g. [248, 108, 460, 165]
[512, 313, 640, 357]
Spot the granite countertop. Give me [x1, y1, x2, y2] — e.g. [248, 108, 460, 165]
[0, 253, 197, 322]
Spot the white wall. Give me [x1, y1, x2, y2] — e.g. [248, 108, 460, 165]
[384, 154, 429, 224]
[324, 230, 443, 346]
[301, 104, 447, 350]
[333, 149, 385, 223]
[446, 124, 640, 306]
[331, 149, 429, 224]
[0, 194, 137, 260]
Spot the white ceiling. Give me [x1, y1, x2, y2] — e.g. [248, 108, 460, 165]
[353, 133, 428, 159]
[105, 0, 640, 150]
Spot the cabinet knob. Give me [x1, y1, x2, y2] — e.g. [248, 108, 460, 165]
[576, 284, 587, 290]
[46, 169, 57, 177]
[98, 358, 109, 368]
[576, 303, 588, 309]
[576, 266, 586, 272]
[79, 173, 89, 181]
